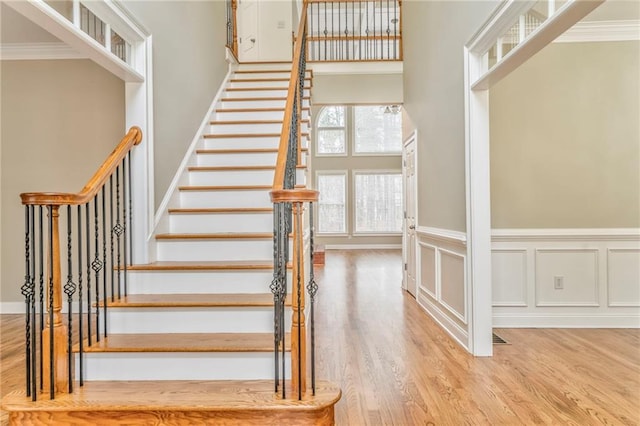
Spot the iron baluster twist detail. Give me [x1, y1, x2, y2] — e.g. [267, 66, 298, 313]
[92, 196, 102, 342]
[64, 206, 77, 393]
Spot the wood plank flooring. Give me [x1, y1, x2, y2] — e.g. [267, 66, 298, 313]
[2, 249, 639, 425]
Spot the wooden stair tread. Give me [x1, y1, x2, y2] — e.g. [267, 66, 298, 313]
[156, 232, 274, 240]
[77, 333, 290, 353]
[179, 184, 305, 191]
[235, 68, 311, 73]
[226, 87, 311, 91]
[216, 107, 310, 113]
[128, 261, 274, 271]
[195, 148, 307, 154]
[230, 77, 311, 82]
[204, 132, 309, 139]
[220, 97, 311, 102]
[209, 120, 309, 125]
[2, 379, 340, 412]
[187, 165, 306, 171]
[107, 293, 288, 308]
[168, 207, 273, 214]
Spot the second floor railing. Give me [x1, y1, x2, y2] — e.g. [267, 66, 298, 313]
[18, 127, 141, 399]
[307, 0, 402, 61]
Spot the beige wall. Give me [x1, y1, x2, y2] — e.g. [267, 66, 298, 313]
[313, 73, 403, 105]
[402, 0, 499, 232]
[123, 1, 228, 209]
[1, 60, 125, 304]
[490, 41, 640, 228]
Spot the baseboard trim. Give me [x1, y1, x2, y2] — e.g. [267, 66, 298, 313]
[417, 291, 470, 351]
[493, 314, 640, 328]
[324, 244, 402, 250]
[0, 302, 24, 314]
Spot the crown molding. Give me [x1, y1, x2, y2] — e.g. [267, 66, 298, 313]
[555, 20, 640, 43]
[0, 42, 86, 60]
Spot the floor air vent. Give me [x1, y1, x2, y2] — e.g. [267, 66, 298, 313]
[492, 332, 508, 345]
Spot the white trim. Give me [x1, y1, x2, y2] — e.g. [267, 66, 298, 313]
[493, 314, 640, 328]
[416, 226, 466, 247]
[492, 228, 640, 242]
[309, 61, 403, 75]
[438, 248, 468, 324]
[491, 248, 528, 307]
[4, 0, 144, 82]
[0, 42, 86, 60]
[0, 303, 25, 314]
[324, 244, 402, 250]
[417, 291, 470, 351]
[153, 65, 237, 234]
[555, 20, 640, 43]
[607, 248, 640, 307]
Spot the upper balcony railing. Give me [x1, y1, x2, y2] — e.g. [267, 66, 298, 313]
[306, 0, 403, 61]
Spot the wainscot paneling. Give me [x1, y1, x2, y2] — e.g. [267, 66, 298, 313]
[492, 229, 640, 328]
[415, 227, 469, 350]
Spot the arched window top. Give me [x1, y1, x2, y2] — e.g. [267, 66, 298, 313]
[316, 106, 346, 155]
[318, 106, 345, 128]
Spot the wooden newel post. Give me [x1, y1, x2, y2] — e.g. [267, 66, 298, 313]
[231, 0, 238, 56]
[291, 202, 307, 395]
[43, 205, 70, 395]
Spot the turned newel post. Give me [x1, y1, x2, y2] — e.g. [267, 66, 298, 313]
[42, 205, 70, 396]
[232, 0, 238, 56]
[291, 202, 307, 396]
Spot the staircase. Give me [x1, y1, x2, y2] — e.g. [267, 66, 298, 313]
[2, 63, 341, 424]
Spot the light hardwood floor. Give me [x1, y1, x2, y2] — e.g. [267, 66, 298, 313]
[2, 249, 639, 425]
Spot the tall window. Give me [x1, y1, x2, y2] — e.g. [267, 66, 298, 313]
[354, 106, 402, 154]
[317, 172, 347, 233]
[316, 106, 346, 155]
[354, 172, 403, 233]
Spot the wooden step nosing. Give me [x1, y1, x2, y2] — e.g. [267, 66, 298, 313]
[168, 207, 274, 214]
[179, 184, 305, 191]
[195, 148, 307, 154]
[215, 107, 311, 113]
[203, 132, 310, 139]
[187, 165, 306, 172]
[220, 97, 311, 102]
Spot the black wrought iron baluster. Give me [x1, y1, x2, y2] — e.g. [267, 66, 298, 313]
[26, 206, 36, 399]
[324, 2, 328, 60]
[280, 203, 289, 399]
[38, 206, 44, 391]
[270, 203, 281, 393]
[77, 205, 84, 386]
[92, 196, 102, 342]
[352, 1, 355, 60]
[295, 203, 302, 400]
[345, 1, 349, 60]
[21, 206, 33, 398]
[366, 0, 370, 59]
[359, 1, 362, 60]
[386, 0, 391, 59]
[128, 151, 133, 266]
[122, 159, 128, 297]
[115, 166, 123, 299]
[307, 203, 318, 396]
[102, 186, 108, 337]
[64, 206, 76, 394]
[47, 205, 54, 400]
[331, 2, 335, 60]
[393, 0, 397, 59]
[110, 176, 115, 302]
[85, 203, 92, 347]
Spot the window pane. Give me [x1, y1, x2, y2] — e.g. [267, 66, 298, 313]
[354, 106, 402, 153]
[355, 173, 403, 233]
[317, 129, 346, 154]
[318, 106, 345, 127]
[317, 174, 346, 233]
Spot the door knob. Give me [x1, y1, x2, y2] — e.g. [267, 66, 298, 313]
[409, 225, 415, 230]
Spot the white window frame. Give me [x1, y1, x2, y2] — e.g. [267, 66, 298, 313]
[352, 169, 403, 235]
[315, 170, 349, 235]
[315, 105, 348, 157]
[352, 105, 403, 157]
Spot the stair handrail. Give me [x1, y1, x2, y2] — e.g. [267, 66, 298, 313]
[18, 126, 142, 400]
[21, 127, 142, 206]
[270, 0, 320, 401]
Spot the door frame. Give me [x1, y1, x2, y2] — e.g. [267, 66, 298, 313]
[463, 0, 604, 356]
[402, 130, 418, 294]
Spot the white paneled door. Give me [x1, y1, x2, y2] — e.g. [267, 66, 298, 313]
[403, 133, 417, 297]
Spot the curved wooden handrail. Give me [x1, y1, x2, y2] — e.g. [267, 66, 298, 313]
[21, 126, 143, 206]
[270, 188, 318, 204]
[272, 0, 309, 191]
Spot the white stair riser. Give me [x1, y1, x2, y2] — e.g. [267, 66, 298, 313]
[79, 352, 291, 381]
[127, 270, 284, 294]
[180, 190, 272, 208]
[209, 123, 283, 135]
[106, 307, 291, 333]
[188, 169, 306, 186]
[218, 99, 287, 109]
[208, 122, 309, 135]
[218, 99, 310, 109]
[224, 88, 310, 99]
[228, 79, 311, 89]
[196, 152, 279, 167]
[156, 239, 290, 262]
[196, 152, 306, 167]
[169, 212, 273, 233]
[214, 110, 310, 122]
[204, 136, 309, 150]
